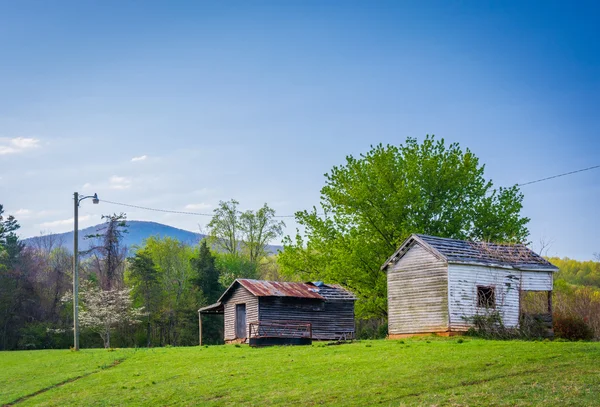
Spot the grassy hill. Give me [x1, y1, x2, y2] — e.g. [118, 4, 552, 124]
[1, 338, 599, 406]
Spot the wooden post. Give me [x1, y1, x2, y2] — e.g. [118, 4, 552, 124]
[198, 312, 202, 346]
[547, 291, 553, 314]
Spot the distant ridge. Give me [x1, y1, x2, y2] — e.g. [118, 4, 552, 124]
[23, 220, 282, 254]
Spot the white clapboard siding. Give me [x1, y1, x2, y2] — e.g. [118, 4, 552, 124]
[387, 243, 448, 334]
[224, 285, 259, 340]
[448, 264, 521, 329]
[520, 271, 553, 291]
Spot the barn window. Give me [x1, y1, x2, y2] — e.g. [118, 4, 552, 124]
[477, 286, 496, 308]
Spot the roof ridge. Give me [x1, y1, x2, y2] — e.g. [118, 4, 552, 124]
[384, 233, 558, 271]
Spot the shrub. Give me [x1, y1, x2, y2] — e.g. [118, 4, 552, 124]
[553, 314, 594, 341]
[356, 318, 387, 340]
[465, 312, 517, 340]
[465, 311, 551, 340]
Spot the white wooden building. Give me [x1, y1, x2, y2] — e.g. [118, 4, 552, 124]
[381, 234, 559, 338]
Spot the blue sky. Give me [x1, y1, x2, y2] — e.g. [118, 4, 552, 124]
[0, 1, 598, 260]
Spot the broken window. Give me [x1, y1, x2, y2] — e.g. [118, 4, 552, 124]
[477, 286, 496, 308]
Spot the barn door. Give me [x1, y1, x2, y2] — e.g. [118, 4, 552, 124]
[235, 304, 246, 338]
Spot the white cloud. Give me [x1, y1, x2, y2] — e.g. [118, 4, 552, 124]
[39, 215, 90, 229]
[184, 203, 212, 211]
[15, 209, 31, 217]
[131, 155, 147, 162]
[82, 182, 92, 189]
[12, 209, 57, 220]
[0, 137, 40, 155]
[109, 175, 132, 190]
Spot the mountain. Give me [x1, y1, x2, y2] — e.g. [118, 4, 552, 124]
[23, 220, 282, 254]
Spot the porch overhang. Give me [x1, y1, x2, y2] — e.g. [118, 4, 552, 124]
[198, 302, 224, 314]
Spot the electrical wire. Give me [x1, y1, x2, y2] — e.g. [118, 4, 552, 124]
[99, 199, 307, 218]
[516, 164, 599, 187]
[99, 164, 599, 218]
[99, 199, 213, 216]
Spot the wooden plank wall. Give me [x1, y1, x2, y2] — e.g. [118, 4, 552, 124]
[520, 271, 553, 291]
[448, 264, 521, 330]
[387, 243, 449, 335]
[259, 297, 355, 340]
[224, 284, 259, 341]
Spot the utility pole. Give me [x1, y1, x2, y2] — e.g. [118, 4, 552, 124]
[73, 192, 80, 351]
[72, 192, 99, 351]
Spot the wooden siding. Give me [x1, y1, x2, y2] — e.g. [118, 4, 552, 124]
[387, 243, 449, 335]
[258, 297, 355, 340]
[224, 284, 258, 341]
[520, 271, 553, 291]
[448, 264, 521, 330]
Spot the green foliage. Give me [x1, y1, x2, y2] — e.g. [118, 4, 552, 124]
[134, 236, 197, 346]
[356, 318, 388, 339]
[190, 240, 222, 304]
[16, 323, 71, 350]
[553, 279, 600, 339]
[190, 241, 224, 345]
[215, 252, 259, 288]
[465, 312, 514, 339]
[548, 257, 600, 288]
[208, 199, 285, 263]
[279, 136, 530, 318]
[465, 311, 551, 340]
[0, 205, 26, 350]
[239, 204, 285, 263]
[207, 200, 241, 256]
[126, 251, 160, 347]
[553, 314, 594, 341]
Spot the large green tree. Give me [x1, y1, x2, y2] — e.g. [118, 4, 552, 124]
[127, 251, 160, 347]
[190, 240, 224, 344]
[142, 236, 196, 346]
[0, 205, 28, 350]
[190, 240, 222, 305]
[208, 200, 284, 264]
[240, 204, 285, 263]
[279, 136, 530, 318]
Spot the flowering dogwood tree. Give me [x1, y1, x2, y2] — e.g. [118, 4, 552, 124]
[63, 281, 144, 348]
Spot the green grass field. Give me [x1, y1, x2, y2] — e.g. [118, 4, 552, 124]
[1, 338, 599, 406]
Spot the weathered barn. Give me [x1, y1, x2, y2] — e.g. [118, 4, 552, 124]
[382, 234, 559, 338]
[198, 279, 356, 344]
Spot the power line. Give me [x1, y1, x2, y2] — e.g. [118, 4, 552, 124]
[517, 164, 599, 187]
[99, 199, 305, 218]
[100, 199, 213, 216]
[100, 164, 599, 218]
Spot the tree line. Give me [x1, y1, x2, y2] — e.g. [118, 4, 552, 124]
[2, 135, 597, 349]
[0, 202, 285, 350]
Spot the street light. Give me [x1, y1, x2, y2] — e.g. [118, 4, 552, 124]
[73, 192, 99, 351]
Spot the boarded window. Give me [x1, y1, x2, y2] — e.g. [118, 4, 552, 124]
[477, 286, 496, 308]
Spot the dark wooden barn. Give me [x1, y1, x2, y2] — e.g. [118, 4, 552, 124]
[198, 279, 356, 345]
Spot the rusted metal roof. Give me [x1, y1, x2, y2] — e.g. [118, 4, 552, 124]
[237, 279, 325, 299]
